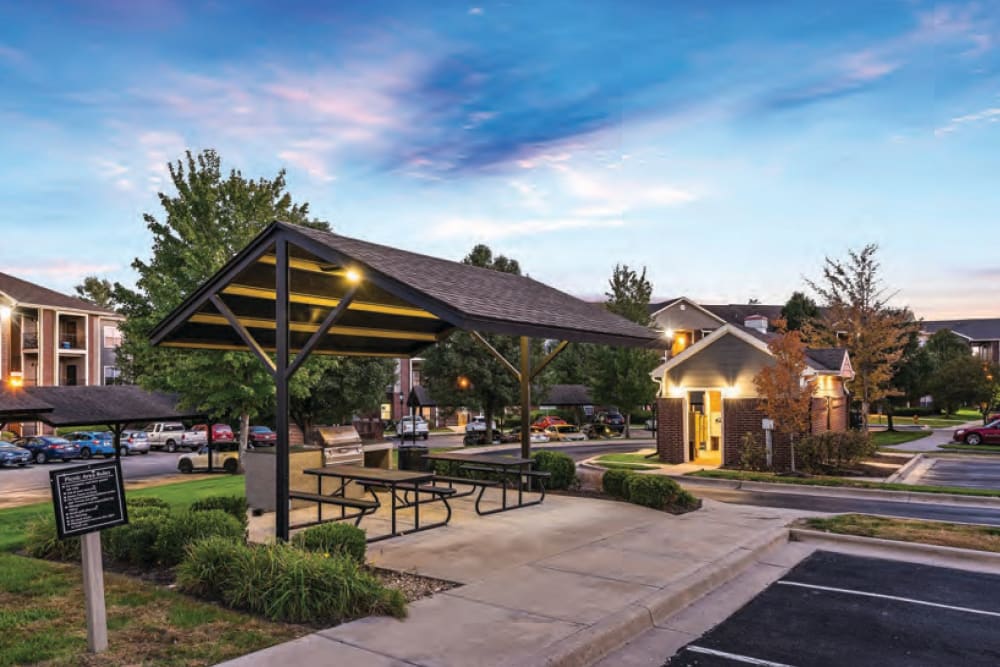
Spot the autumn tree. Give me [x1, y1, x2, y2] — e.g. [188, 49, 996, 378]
[589, 264, 661, 438]
[753, 319, 816, 472]
[805, 244, 917, 430]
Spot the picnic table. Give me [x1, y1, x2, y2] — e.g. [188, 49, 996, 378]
[297, 466, 453, 542]
[422, 452, 549, 515]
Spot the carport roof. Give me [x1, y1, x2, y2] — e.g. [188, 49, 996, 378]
[0, 385, 203, 427]
[149, 221, 661, 357]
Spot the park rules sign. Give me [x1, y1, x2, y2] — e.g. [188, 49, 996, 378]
[49, 460, 128, 539]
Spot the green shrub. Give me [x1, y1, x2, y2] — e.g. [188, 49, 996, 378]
[104, 506, 169, 566]
[739, 432, 769, 472]
[625, 475, 685, 510]
[530, 450, 576, 490]
[155, 510, 244, 566]
[602, 469, 633, 499]
[796, 431, 876, 473]
[24, 514, 79, 561]
[292, 523, 366, 563]
[891, 406, 935, 418]
[178, 540, 406, 624]
[127, 496, 170, 511]
[190, 496, 249, 527]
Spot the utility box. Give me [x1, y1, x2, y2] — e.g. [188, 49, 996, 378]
[244, 446, 323, 512]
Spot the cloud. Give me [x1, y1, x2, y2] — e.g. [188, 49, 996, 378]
[428, 215, 623, 241]
[4, 260, 119, 281]
[934, 107, 1000, 136]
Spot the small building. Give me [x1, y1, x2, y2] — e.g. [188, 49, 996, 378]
[652, 323, 853, 470]
[921, 318, 1000, 363]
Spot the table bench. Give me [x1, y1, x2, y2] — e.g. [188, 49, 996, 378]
[288, 490, 380, 527]
[423, 453, 549, 515]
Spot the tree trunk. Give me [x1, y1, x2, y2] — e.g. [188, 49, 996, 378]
[237, 411, 250, 474]
[484, 405, 494, 446]
[624, 412, 631, 439]
[860, 399, 870, 432]
[789, 433, 797, 474]
[886, 404, 895, 432]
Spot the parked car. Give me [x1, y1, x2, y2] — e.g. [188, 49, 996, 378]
[644, 418, 657, 432]
[465, 415, 497, 434]
[186, 423, 236, 446]
[177, 441, 240, 474]
[0, 441, 31, 467]
[397, 416, 430, 440]
[14, 436, 80, 464]
[532, 416, 567, 430]
[530, 428, 550, 444]
[244, 425, 277, 447]
[544, 424, 587, 442]
[119, 430, 151, 455]
[595, 411, 626, 435]
[144, 422, 190, 452]
[64, 431, 116, 459]
[953, 420, 1000, 446]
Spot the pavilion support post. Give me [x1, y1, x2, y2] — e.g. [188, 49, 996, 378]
[275, 238, 291, 542]
[207, 420, 214, 473]
[519, 336, 531, 460]
[109, 424, 124, 461]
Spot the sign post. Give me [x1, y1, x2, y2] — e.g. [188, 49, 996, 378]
[49, 460, 128, 654]
[761, 418, 775, 468]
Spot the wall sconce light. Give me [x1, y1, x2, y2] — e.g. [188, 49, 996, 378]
[8, 371, 23, 389]
[721, 385, 737, 399]
[669, 384, 685, 397]
[0, 305, 10, 319]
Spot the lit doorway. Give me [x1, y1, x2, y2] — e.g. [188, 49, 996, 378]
[687, 390, 722, 465]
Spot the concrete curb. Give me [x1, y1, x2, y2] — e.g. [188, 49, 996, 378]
[673, 473, 1000, 509]
[537, 526, 790, 667]
[884, 453, 925, 484]
[789, 527, 1000, 571]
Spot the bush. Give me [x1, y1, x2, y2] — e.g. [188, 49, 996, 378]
[127, 496, 170, 511]
[292, 523, 366, 563]
[530, 450, 576, 490]
[104, 506, 169, 566]
[155, 510, 245, 566]
[178, 539, 406, 624]
[891, 406, 935, 418]
[602, 469, 633, 499]
[626, 475, 686, 510]
[24, 514, 79, 561]
[796, 431, 876, 473]
[190, 496, 249, 527]
[739, 432, 769, 472]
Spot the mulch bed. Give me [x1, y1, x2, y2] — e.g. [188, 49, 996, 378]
[370, 567, 459, 601]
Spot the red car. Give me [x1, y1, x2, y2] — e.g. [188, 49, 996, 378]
[192, 423, 236, 443]
[532, 416, 567, 429]
[246, 425, 277, 446]
[953, 420, 1000, 445]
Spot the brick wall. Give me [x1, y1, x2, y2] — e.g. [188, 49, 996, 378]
[723, 399, 792, 470]
[656, 398, 685, 463]
[810, 396, 848, 435]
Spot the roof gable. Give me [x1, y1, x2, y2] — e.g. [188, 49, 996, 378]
[0, 271, 117, 315]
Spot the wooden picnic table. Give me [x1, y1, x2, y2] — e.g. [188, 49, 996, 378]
[422, 452, 549, 515]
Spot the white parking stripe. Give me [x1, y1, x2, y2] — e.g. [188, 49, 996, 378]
[778, 580, 1000, 618]
[685, 645, 796, 666]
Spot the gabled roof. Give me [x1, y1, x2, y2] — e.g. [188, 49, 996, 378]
[0, 271, 117, 315]
[0, 388, 53, 420]
[539, 384, 593, 406]
[0, 385, 204, 427]
[151, 222, 660, 358]
[648, 296, 726, 324]
[922, 319, 1000, 342]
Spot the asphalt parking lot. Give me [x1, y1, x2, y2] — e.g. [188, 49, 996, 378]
[668, 550, 1000, 666]
[916, 458, 1000, 490]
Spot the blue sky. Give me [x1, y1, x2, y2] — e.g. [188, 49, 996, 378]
[1, 1, 999, 318]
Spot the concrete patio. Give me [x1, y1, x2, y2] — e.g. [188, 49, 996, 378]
[231, 490, 807, 667]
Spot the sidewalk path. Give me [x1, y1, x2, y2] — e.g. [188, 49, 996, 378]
[884, 421, 980, 452]
[225, 494, 804, 667]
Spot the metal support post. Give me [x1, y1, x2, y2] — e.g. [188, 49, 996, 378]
[519, 336, 531, 460]
[275, 238, 291, 542]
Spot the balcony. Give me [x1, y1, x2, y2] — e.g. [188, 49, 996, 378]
[58, 335, 83, 351]
[22, 334, 38, 350]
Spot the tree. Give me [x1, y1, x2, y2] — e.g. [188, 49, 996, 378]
[781, 291, 819, 331]
[927, 355, 988, 417]
[804, 244, 918, 430]
[114, 149, 333, 464]
[75, 276, 117, 310]
[753, 319, 816, 472]
[420, 245, 534, 443]
[290, 357, 396, 435]
[589, 265, 661, 438]
[924, 329, 970, 366]
[978, 363, 1000, 424]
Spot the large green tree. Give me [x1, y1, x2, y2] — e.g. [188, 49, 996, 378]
[290, 357, 395, 435]
[927, 355, 989, 417]
[589, 264, 661, 438]
[781, 291, 819, 331]
[75, 276, 118, 311]
[114, 149, 387, 459]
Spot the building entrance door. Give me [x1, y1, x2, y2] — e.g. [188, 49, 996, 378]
[688, 390, 722, 465]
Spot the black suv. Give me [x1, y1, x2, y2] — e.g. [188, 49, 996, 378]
[595, 411, 626, 435]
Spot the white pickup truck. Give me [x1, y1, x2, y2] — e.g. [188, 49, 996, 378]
[144, 422, 197, 452]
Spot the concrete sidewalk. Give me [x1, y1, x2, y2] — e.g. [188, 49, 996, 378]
[884, 422, 979, 452]
[226, 494, 803, 667]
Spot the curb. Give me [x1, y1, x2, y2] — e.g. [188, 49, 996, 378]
[536, 526, 790, 667]
[673, 474, 1000, 509]
[884, 453, 925, 484]
[789, 527, 1000, 571]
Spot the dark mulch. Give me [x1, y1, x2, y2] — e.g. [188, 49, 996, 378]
[370, 567, 459, 602]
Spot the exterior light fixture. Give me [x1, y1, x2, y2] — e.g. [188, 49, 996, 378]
[0, 305, 10, 318]
[456, 375, 470, 390]
[345, 269, 362, 284]
[663, 328, 674, 340]
[722, 385, 737, 398]
[8, 371, 23, 389]
[669, 384, 685, 397]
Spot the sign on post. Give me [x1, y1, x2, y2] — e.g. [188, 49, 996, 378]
[49, 460, 128, 654]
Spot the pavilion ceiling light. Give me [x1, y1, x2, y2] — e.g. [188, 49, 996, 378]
[345, 269, 362, 284]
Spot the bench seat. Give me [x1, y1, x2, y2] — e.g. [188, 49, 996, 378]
[289, 491, 379, 510]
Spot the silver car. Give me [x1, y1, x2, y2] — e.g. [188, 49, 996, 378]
[116, 430, 151, 455]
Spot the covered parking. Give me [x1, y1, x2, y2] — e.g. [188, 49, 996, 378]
[149, 221, 660, 540]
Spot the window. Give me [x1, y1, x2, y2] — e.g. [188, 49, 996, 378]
[103, 325, 122, 348]
[103, 366, 121, 385]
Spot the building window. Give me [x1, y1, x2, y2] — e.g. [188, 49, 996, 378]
[103, 366, 121, 385]
[103, 325, 122, 348]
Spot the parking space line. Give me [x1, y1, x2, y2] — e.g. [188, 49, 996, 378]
[778, 580, 1000, 618]
[685, 645, 796, 666]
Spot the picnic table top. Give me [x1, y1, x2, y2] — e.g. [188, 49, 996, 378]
[423, 452, 533, 466]
[303, 466, 435, 484]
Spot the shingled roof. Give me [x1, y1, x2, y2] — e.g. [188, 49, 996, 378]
[0, 385, 203, 427]
[923, 319, 1000, 342]
[539, 384, 593, 406]
[0, 271, 117, 315]
[0, 388, 53, 421]
[151, 222, 661, 357]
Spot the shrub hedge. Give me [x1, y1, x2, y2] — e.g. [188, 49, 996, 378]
[104, 506, 170, 566]
[601, 469, 698, 512]
[796, 431, 876, 473]
[24, 515, 79, 561]
[155, 510, 245, 566]
[190, 495, 249, 527]
[291, 523, 366, 563]
[177, 537, 406, 624]
[530, 450, 576, 490]
[126, 497, 170, 511]
[601, 469, 631, 499]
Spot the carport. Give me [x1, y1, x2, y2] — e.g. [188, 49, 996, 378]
[149, 221, 660, 540]
[0, 385, 205, 463]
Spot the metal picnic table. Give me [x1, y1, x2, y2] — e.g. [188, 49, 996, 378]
[422, 452, 548, 515]
[300, 466, 452, 542]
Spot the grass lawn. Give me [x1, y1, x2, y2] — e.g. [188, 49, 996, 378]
[593, 452, 660, 471]
[0, 551, 307, 666]
[871, 430, 927, 447]
[688, 468, 1000, 498]
[800, 514, 1000, 553]
[940, 443, 1000, 454]
[0, 475, 245, 553]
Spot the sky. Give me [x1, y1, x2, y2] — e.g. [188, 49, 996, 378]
[1, 0, 999, 319]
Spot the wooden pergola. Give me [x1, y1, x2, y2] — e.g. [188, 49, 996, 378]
[150, 221, 660, 540]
